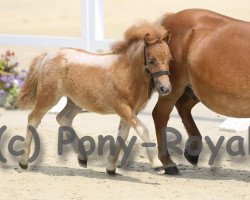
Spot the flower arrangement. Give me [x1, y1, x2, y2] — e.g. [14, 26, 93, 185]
[0, 50, 27, 109]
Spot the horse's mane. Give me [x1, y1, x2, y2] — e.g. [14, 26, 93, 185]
[110, 21, 168, 54]
[154, 12, 175, 26]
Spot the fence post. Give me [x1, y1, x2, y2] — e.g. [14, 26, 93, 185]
[81, 0, 90, 50]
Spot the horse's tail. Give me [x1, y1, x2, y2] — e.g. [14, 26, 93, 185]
[16, 53, 47, 109]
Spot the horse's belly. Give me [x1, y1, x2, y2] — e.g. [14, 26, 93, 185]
[190, 82, 250, 117]
[187, 26, 250, 117]
[69, 94, 115, 114]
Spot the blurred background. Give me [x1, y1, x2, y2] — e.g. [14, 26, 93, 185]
[0, 0, 250, 68]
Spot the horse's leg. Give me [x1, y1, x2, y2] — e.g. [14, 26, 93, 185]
[113, 105, 164, 174]
[152, 88, 185, 175]
[56, 97, 87, 167]
[175, 87, 201, 165]
[106, 119, 130, 174]
[19, 92, 59, 169]
[131, 117, 164, 171]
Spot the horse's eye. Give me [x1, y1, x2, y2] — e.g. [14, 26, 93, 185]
[148, 59, 155, 64]
[169, 59, 175, 67]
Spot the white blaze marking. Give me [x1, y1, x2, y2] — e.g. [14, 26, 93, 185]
[62, 49, 118, 68]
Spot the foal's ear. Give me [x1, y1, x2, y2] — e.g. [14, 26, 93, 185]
[163, 30, 171, 44]
[144, 33, 158, 46]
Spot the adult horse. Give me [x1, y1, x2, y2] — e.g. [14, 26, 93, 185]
[153, 9, 250, 174]
[17, 22, 173, 174]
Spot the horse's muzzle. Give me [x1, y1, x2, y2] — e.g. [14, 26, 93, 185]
[157, 84, 172, 96]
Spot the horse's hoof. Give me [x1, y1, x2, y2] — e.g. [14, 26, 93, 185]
[19, 162, 28, 170]
[106, 169, 116, 176]
[78, 158, 87, 168]
[154, 167, 165, 175]
[164, 166, 180, 175]
[184, 150, 199, 166]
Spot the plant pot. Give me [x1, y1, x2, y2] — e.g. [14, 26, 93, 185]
[0, 92, 7, 107]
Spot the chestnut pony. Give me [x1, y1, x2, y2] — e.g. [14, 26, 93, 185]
[153, 9, 250, 174]
[17, 22, 173, 174]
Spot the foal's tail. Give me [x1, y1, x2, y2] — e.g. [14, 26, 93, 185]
[16, 53, 47, 109]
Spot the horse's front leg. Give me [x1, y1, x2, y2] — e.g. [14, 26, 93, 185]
[153, 88, 185, 175]
[175, 87, 202, 165]
[110, 105, 164, 174]
[132, 117, 164, 172]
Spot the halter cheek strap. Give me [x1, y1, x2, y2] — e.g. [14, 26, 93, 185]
[143, 45, 171, 78]
[143, 44, 171, 99]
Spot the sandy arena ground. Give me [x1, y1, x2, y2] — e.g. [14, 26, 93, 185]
[0, 0, 250, 200]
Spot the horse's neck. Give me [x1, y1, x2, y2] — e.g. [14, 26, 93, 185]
[115, 45, 149, 86]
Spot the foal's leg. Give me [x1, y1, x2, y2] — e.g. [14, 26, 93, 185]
[19, 93, 59, 169]
[132, 117, 164, 170]
[175, 87, 202, 165]
[106, 119, 130, 174]
[56, 98, 87, 166]
[115, 106, 164, 173]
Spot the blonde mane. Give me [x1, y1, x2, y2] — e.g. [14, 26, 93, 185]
[154, 12, 175, 26]
[110, 21, 168, 54]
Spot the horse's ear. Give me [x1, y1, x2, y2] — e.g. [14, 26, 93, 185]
[144, 33, 158, 46]
[163, 30, 171, 44]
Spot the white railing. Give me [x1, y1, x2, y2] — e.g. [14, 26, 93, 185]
[1, 1, 249, 132]
[0, 0, 113, 113]
[0, 0, 113, 52]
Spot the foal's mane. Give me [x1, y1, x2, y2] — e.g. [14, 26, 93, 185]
[110, 21, 168, 54]
[154, 12, 175, 26]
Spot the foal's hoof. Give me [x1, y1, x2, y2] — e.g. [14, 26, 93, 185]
[78, 158, 87, 168]
[106, 169, 116, 176]
[154, 167, 165, 175]
[184, 150, 199, 166]
[19, 162, 28, 170]
[164, 166, 180, 175]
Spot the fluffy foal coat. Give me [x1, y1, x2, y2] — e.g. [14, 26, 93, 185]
[17, 22, 172, 174]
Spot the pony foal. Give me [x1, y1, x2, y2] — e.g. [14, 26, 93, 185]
[17, 22, 172, 174]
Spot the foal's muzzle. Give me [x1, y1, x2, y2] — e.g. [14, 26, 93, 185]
[157, 83, 172, 96]
[144, 67, 172, 96]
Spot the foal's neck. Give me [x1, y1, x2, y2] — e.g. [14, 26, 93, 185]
[121, 41, 147, 76]
[115, 41, 150, 86]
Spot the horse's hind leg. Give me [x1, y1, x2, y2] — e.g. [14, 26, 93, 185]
[19, 92, 60, 169]
[56, 98, 87, 167]
[175, 87, 201, 165]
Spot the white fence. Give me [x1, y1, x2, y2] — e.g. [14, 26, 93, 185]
[0, 0, 113, 52]
[0, 0, 113, 113]
[0, 0, 249, 132]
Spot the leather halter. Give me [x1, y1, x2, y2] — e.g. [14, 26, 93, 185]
[143, 45, 171, 98]
[143, 45, 171, 78]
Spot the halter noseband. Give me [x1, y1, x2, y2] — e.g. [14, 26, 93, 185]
[143, 45, 171, 78]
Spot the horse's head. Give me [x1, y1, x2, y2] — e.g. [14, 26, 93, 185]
[143, 30, 172, 96]
[111, 22, 173, 96]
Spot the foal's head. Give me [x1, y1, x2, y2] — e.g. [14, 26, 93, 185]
[111, 22, 173, 96]
[143, 31, 172, 96]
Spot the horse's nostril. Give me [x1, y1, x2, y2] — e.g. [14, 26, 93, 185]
[160, 86, 166, 93]
[160, 86, 171, 94]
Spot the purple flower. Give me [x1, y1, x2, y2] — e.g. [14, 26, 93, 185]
[0, 50, 27, 92]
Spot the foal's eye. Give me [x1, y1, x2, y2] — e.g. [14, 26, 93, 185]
[169, 59, 175, 67]
[148, 59, 155, 64]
